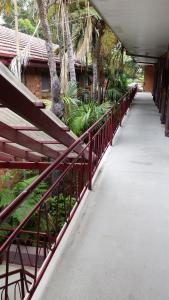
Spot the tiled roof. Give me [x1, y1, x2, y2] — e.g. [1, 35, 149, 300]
[0, 25, 59, 63]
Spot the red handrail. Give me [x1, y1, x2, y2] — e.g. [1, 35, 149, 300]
[0, 87, 137, 300]
[0, 90, 133, 224]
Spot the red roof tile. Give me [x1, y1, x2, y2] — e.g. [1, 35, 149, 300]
[0, 25, 59, 63]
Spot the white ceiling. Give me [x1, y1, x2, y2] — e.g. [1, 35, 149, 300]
[91, 0, 169, 64]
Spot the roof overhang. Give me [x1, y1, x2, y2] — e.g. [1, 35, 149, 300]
[92, 0, 169, 63]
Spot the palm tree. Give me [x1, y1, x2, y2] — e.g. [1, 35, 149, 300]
[72, 3, 118, 103]
[47, 0, 77, 95]
[36, 0, 64, 118]
[92, 19, 105, 102]
[63, 2, 76, 83]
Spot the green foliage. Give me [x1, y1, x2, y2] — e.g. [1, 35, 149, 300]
[1, 0, 43, 37]
[18, 18, 35, 35]
[61, 81, 111, 136]
[62, 81, 80, 118]
[71, 5, 101, 21]
[0, 171, 78, 244]
[106, 87, 123, 102]
[47, 194, 76, 233]
[43, 99, 52, 109]
[123, 54, 144, 82]
[106, 72, 128, 103]
[64, 80, 78, 99]
[0, 175, 48, 229]
[66, 100, 111, 136]
[100, 26, 117, 58]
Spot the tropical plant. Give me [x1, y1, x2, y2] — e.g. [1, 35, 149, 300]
[66, 100, 111, 136]
[62, 81, 79, 118]
[0, 172, 77, 243]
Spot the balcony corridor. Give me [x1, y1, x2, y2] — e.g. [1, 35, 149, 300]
[33, 92, 169, 300]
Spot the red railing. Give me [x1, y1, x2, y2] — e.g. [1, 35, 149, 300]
[0, 87, 137, 300]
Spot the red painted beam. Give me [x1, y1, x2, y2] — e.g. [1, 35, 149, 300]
[0, 161, 87, 170]
[0, 125, 39, 131]
[0, 137, 60, 144]
[34, 102, 46, 108]
[0, 142, 42, 162]
[0, 121, 61, 159]
[0, 118, 68, 133]
[37, 140, 61, 144]
[0, 63, 83, 155]
[0, 151, 14, 161]
[0, 161, 50, 170]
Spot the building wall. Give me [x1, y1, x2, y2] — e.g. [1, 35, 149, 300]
[24, 69, 43, 99]
[144, 65, 154, 92]
[24, 67, 86, 100]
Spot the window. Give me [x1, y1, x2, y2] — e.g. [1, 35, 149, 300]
[41, 73, 50, 92]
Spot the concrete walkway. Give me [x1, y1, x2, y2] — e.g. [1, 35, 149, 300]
[33, 93, 169, 300]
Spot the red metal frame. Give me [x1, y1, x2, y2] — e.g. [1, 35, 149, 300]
[0, 73, 82, 152]
[0, 120, 62, 159]
[0, 161, 87, 170]
[0, 143, 43, 162]
[0, 87, 137, 300]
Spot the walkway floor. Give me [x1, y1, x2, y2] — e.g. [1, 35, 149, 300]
[33, 93, 169, 300]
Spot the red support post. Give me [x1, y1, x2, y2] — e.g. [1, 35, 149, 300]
[110, 109, 114, 146]
[88, 132, 93, 190]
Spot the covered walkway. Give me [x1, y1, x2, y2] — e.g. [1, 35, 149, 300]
[33, 92, 169, 300]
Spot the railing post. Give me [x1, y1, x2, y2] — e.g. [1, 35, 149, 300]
[77, 168, 83, 198]
[124, 97, 127, 115]
[88, 131, 93, 190]
[119, 102, 122, 126]
[20, 270, 25, 299]
[110, 108, 114, 146]
[5, 247, 10, 300]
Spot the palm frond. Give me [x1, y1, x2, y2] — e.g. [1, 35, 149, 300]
[66, 100, 110, 136]
[65, 80, 78, 99]
[76, 15, 92, 63]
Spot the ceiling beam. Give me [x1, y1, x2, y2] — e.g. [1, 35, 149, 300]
[0, 121, 61, 159]
[0, 151, 14, 161]
[0, 161, 88, 170]
[0, 137, 60, 145]
[0, 142, 42, 162]
[0, 124, 39, 131]
[0, 161, 50, 170]
[0, 63, 82, 154]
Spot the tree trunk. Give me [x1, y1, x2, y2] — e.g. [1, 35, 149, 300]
[36, 0, 64, 118]
[10, 0, 21, 80]
[92, 21, 104, 102]
[92, 28, 99, 101]
[97, 22, 105, 104]
[64, 4, 76, 83]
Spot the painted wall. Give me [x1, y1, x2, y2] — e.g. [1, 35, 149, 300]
[144, 65, 154, 92]
[24, 68, 87, 100]
[25, 69, 42, 98]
